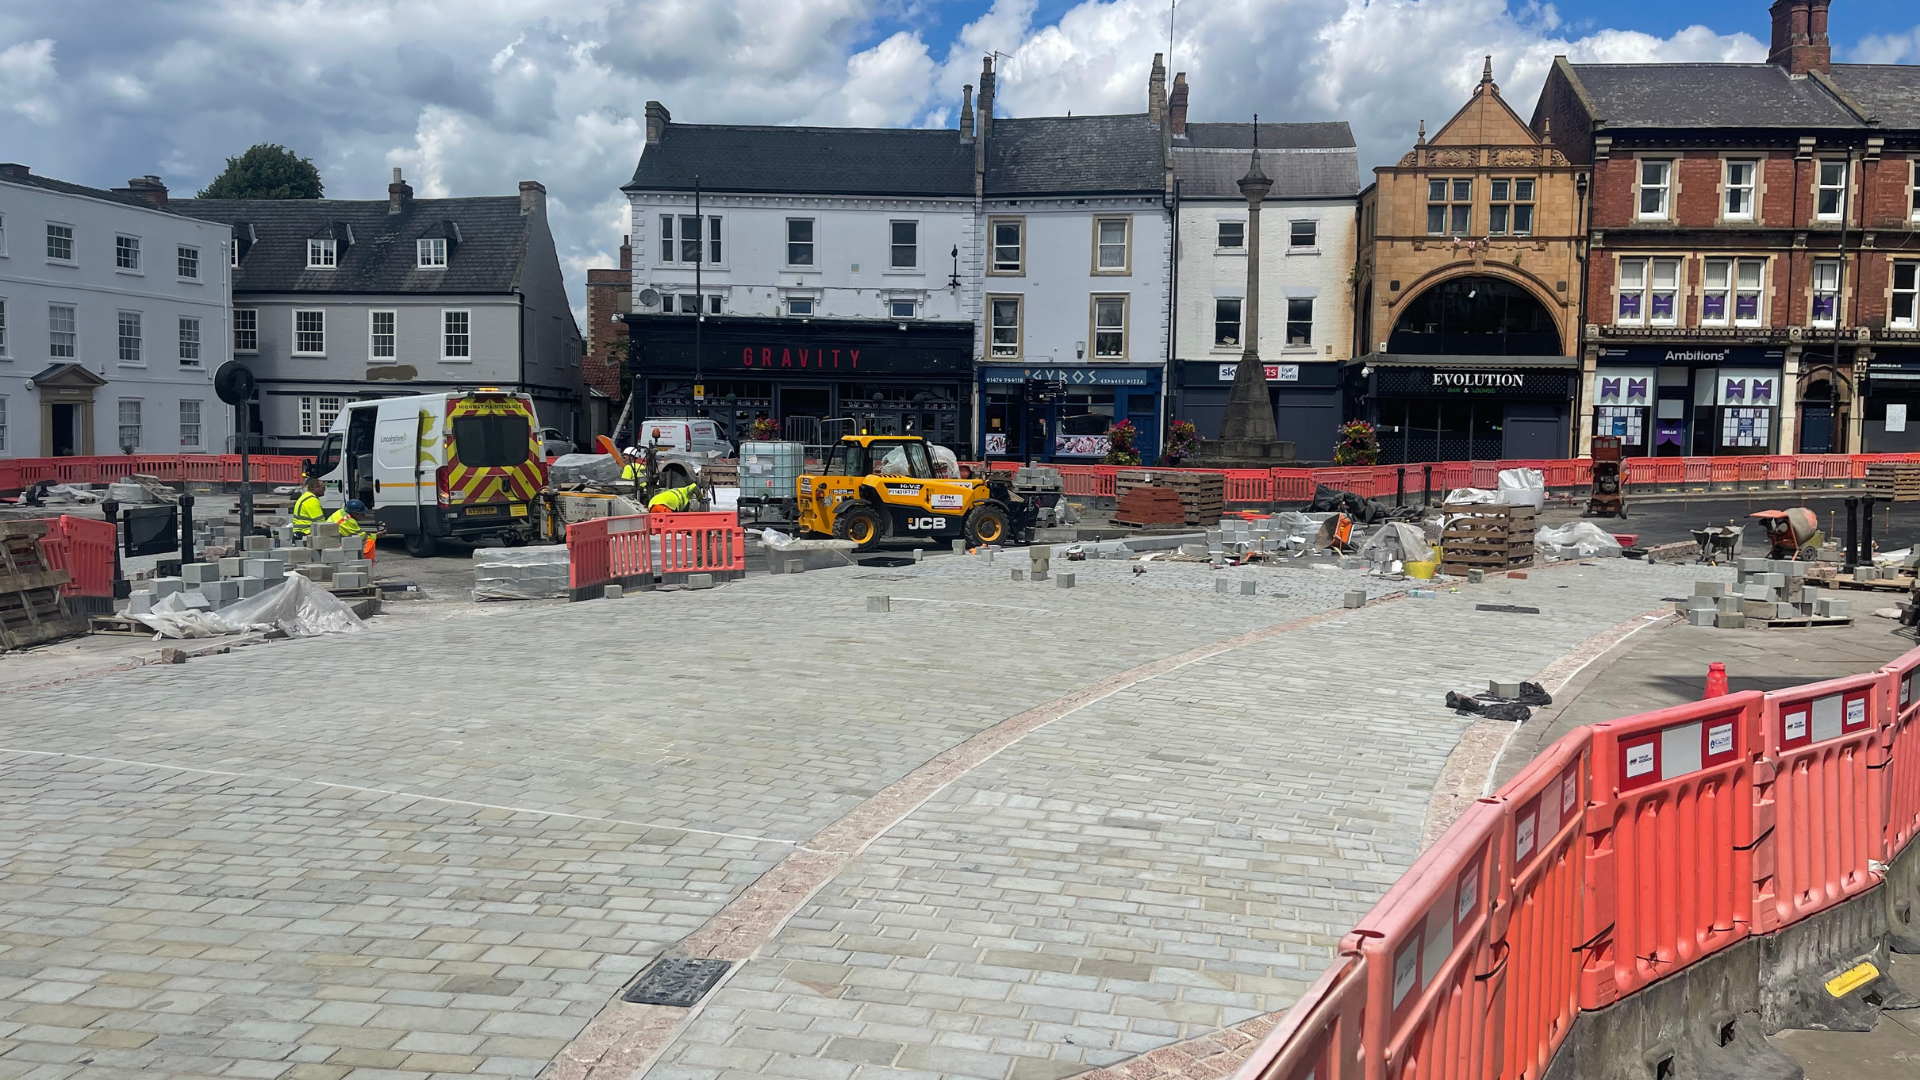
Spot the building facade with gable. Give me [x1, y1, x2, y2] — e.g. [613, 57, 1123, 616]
[1352, 60, 1588, 462]
[0, 165, 233, 458]
[188, 170, 585, 453]
[1534, 0, 1920, 456]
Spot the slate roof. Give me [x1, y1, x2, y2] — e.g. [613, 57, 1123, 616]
[187, 197, 532, 294]
[0, 169, 196, 216]
[1566, 63, 1863, 129]
[626, 125, 974, 197]
[1174, 147, 1360, 199]
[1180, 121, 1355, 149]
[1828, 65, 1920, 129]
[984, 114, 1167, 196]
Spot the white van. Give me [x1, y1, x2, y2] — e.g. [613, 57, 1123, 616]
[308, 389, 547, 557]
[637, 418, 730, 456]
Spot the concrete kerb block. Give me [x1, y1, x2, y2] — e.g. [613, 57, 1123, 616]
[1055, 573, 1075, 589]
[236, 577, 267, 599]
[181, 563, 220, 585]
[867, 595, 891, 612]
[151, 577, 184, 598]
[688, 573, 716, 590]
[1695, 581, 1729, 597]
[1489, 679, 1522, 698]
[1467, 569, 1485, 584]
[218, 557, 245, 578]
[1343, 590, 1367, 609]
[127, 592, 154, 615]
[244, 535, 273, 552]
[952, 539, 967, 554]
[1688, 608, 1716, 626]
[603, 584, 624, 599]
[1240, 578, 1257, 596]
[1215, 577, 1232, 595]
[1011, 569, 1024, 581]
[1716, 611, 1747, 629]
[912, 548, 924, 563]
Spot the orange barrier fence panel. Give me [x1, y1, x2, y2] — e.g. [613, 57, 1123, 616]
[52, 516, 116, 598]
[1470, 462, 1500, 489]
[0, 461, 21, 493]
[1490, 730, 1592, 1080]
[1223, 470, 1271, 503]
[566, 514, 651, 590]
[1347, 798, 1506, 1080]
[1273, 469, 1316, 503]
[1622, 460, 1658, 487]
[1231, 956, 1367, 1080]
[1581, 693, 1762, 1008]
[651, 510, 745, 574]
[1652, 460, 1685, 486]
[1881, 648, 1920, 855]
[1752, 673, 1887, 935]
[1681, 458, 1713, 487]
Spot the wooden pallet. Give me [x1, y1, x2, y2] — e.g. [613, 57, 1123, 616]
[1115, 470, 1224, 526]
[1439, 503, 1536, 576]
[1754, 615, 1854, 628]
[1833, 576, 1916, 592]
[88, 614, 154, 637]
[0, 519, 89, 651]
[1864, 464, 1920, 502]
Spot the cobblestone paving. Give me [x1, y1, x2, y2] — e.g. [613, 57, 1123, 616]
[0, 556, 1380, 1080]
[645, 560, 1715, 1080]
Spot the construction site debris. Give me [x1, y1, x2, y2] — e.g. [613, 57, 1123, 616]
[131, 574, 365, 639]
[1306, 485, 1407, 525]
[0, 519, 88, 651]
[1536, 521, 1625, 560]
[1358, 522, 1435, 567]
[1440, 503, 1537, 576]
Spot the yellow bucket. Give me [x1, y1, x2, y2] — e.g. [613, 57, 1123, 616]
[1406, 560, 1438, 579]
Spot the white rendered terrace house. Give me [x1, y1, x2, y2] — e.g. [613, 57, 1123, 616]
[0, 165, 233, 458]
[973, 55, 1176, 465]
[1171, 102, 1360, 461]
[188, 171, 586, 453]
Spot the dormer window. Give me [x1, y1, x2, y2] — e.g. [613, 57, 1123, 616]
[417, 238, 447, 268]
[307, 238, 337, 269]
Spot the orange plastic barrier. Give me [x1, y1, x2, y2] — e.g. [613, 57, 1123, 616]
[565, 514, 650, 593]
[650, 510, 745, 575]
[1883, 652, 1920, 855]
[0, 454, 310, 490]
[1222, 470, 1271, 503]
[1348, 798, 1506, 1079]
[1490, 730, 1592, 1080]
[1581, 693, 1762, 1007]
[1753, 674, 1886, 934]
[1231, 955, 1366, 1080]
[38, 515, 116, 599]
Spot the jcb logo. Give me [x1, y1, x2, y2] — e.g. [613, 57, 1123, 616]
[906, 516, 947, 531]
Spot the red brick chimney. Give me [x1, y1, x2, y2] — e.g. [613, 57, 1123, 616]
[1169, 72, 1189, 135]
[115, 175, 169, 210]
[618, 234, 632, 271]
[1769, 0, 1831, 75]
[1147, 53, 1166, 124]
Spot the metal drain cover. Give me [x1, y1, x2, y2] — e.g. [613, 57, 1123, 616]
[858, 556, 916, 567]
[1475, 604, 1541, 614]
[621, 957, 732, 1007]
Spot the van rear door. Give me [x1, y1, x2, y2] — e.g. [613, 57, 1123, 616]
[374, 413, 426, 533]
[444, 395, 543, 526]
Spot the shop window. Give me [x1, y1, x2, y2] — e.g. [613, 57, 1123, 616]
[1893, 262, 1918, 330]
[1213, 298, 1241, 347]
[1427, 178, 1470, 236]
[1811, 258, 1840, 327]
[1489, 178, 1534, 236]
[1816, 160, 1847, 221]
[1217, 220, 1244, 250]
[1724, 160, 1756, 221]
[1638, 159, 1672, 220]
[989, 296, 1021, 357]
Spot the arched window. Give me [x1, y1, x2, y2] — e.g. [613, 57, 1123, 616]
[1389, 276, 1561, 356]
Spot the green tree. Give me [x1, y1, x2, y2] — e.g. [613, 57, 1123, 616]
[197, 144, 323, 199]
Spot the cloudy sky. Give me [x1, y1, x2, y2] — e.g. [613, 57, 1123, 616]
[5, 0, 1917, 320]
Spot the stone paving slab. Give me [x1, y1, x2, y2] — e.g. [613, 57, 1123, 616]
[641, 561, 1723, 1080]
[0, 557, 1379, 1080]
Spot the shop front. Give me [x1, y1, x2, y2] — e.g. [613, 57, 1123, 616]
[622, 314, 974, 452]
[1174, 359, 1340, 462]
[1345, 355, 1575, 463]
[1591, 346, 1786, 457]
[1862, 347, 1920, 453]
[977, 364, 1163, 465]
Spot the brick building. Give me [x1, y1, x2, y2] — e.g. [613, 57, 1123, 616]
[582, 238, 630, 438]
[1351, 60, 1587, 462]
[1535, 0, 1920, 456]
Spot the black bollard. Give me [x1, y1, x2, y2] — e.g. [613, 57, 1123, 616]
[1396, 467, 1406, 508]
[102, 498, 130, 599]
[179, 492, 196, 566]
[1423, 464, 1433, 508]
[1844, 496, 1860, 571]
[1862, 494, 1876, 567]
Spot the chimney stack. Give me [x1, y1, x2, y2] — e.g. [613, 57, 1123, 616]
[619, 234, 632, 271]
[645, 101, 672, 145]
[115, 175, 169, 210]
[960, 84, 975, 139]
[1169, 72, 1189, 135]
[388, 167, 413, 214]
[0, 163, 28, 180]
[519, 180, 546, 218]
[1147, 53, 1167, 124]
[974, 56, 995, 199]
[1769, 0, 1831, 75]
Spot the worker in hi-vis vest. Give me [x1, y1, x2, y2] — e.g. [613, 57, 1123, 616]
[647, 483, 701, 513]
[327, 499, 380, 560]
[620, 447, 645, 483]
[291, 477, 326, 537]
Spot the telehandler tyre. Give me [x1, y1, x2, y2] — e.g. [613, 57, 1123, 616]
[965, 502, 1011, 547]
[833, 501, 885, 552]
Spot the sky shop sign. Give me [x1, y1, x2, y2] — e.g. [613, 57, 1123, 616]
[1217, 363, 1300, 382]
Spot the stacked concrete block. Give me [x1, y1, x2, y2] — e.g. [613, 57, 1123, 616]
[1742, 582, 1776, 603]
[151, 577, 184, 598]
[177, 589, 212, 611]
[1687, 607, 1716, 626]
[127, 592, 154, 615]
[202, 580, 239, 607]
[284, 547, 315, 565]
[295, 564, 334, 582]
[334, 572, 369, 590]
[181, 563, 220, 586]
[320, 548, 349, 565]
[244, 559, 286, 582]
[218, 556, 246, 578]
[236, 577, 268, 599]
[1695, 581, 1728, 597]
[1716, 595, 1743, 614]
[1716, 611, 1747, 629]
[1816, 597, 1851, 618]
[245, 535, 273, 553]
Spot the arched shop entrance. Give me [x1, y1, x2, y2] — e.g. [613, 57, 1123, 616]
[1347, 275, 1575, 463]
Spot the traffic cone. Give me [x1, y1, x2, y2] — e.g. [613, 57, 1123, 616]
[1704, 662, 1729, 699]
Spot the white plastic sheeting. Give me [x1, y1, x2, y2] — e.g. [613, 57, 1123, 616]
[1496, 468, 1546, 509]
[473, 545, 571, 600]
[132, 574, 366, 639]
[1358, 522, 1436, 565]
[1536, 521, 1624, 559]
[550, 453, 623, 484]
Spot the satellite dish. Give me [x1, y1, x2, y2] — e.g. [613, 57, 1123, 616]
[214, 361, 257, 406]
[637, 287, 661, 309]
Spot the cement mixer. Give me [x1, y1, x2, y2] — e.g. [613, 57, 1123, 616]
[1750, 507, 1821, 560]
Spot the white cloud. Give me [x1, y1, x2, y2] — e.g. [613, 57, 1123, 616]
[0, 0, 1848, 327]
[1850, 26, 1920, 64]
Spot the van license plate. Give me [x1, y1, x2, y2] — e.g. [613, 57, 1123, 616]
[465, 506, 501, 517]
[509, 504, 528, 517]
